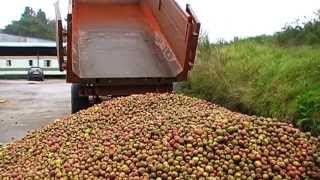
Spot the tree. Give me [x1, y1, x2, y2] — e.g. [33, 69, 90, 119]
[37, 9, 47, 24]
[316, 9, 320, 19]
[22, 7, 35, 20]
[2, 7, 55, 40]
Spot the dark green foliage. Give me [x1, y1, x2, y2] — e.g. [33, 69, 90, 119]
[276, 11, 320, 46]
[3, 7, 55, 40]
[236, 35, 275, 45]
[296, 88, 320, 136]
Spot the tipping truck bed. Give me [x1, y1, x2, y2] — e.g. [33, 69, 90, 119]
[56, 0, 200, 83]
[74, 3, 177, 78]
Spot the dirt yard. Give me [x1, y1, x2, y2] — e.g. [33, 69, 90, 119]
[0, 80, 70, 144]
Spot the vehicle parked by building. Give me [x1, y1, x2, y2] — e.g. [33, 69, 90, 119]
[27, 67, 44, 81]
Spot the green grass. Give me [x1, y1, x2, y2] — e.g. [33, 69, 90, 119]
[180, 37, 320, 135]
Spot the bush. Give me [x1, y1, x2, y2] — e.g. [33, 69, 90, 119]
[296, 89, 320, 136]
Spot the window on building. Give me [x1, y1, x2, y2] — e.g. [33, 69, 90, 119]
[29, 60, 33, 67]
[6, 60, 12, 67]
[44, 60, 51, 67]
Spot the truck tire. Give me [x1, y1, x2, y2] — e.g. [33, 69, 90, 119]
[71, 84, 89, 113]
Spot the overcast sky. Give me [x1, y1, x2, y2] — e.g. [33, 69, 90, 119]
[0, 0, 319, 41]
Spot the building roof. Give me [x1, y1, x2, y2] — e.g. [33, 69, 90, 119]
[0, 33, 57, 56]
[0, 42, 56, 48]
[0, 33, 54, 43]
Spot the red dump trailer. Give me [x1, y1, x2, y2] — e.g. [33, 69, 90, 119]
[55, 0, 200, 113]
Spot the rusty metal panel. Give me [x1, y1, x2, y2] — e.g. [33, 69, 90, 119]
[186, 4, 201, 70]
[77, 0, 140, 4]
[80, 84, 173, 96]
[80, 78, 175, 86]
[145, 0, 189, 73]
[66, 14, 80, 83]
[54, 1, 65, 72]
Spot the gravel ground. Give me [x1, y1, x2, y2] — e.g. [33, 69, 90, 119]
[0, 80, 70, 144]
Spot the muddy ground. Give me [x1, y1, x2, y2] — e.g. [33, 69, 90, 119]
[0, 80, 70, 144]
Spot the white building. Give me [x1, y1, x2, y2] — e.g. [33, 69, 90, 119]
[0, 56, 63, 76]
[0, 33, 65, 78]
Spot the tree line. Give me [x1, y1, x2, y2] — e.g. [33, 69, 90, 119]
[242, 10, 320, 46]
[1, 7, 55, 40]
[276, 10, 320, 46]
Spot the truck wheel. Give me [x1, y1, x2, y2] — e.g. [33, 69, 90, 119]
[71, 84, 89, 113]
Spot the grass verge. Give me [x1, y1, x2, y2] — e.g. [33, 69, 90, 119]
[180, 37, 320, 135]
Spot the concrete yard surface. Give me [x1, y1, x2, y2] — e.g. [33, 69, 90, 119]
[0, 80, 70, 144]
